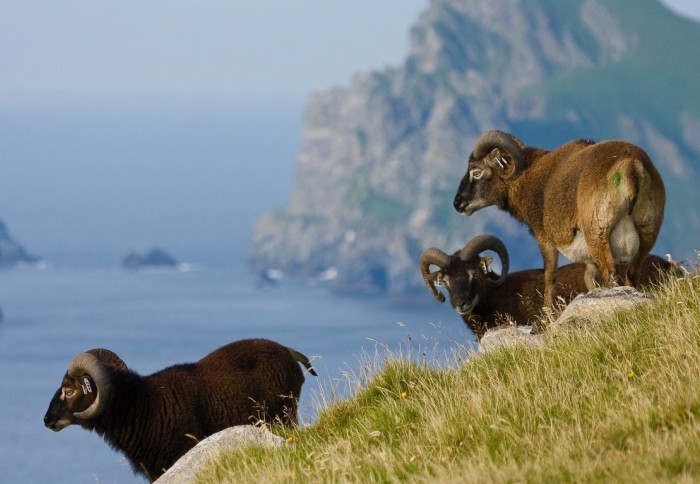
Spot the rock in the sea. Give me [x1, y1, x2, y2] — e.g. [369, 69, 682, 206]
[0, 218, 40, 268]
[154, 425, 285, 484]
[122, 248, 179, 270]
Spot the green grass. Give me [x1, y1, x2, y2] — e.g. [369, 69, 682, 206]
[199, 271, 700, 483]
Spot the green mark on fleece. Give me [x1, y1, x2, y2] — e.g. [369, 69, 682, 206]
[610, 171, 622, 187]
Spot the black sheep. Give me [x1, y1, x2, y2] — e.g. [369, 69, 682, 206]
[44, 338, 316, 481]
[420, 235, 677, 339]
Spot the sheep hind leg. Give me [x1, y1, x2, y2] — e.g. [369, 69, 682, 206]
[599, 262, 619, 287]
[616, 262, 632, 286]
[588, 246, 618, 288]
[541, 244, 560, 308]
[584, 263, 600, 290]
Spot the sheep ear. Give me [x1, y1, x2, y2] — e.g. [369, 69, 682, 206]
[428, 271, 445, 287]
[485, 148, 515, 177]
[479, 256, 494, 275]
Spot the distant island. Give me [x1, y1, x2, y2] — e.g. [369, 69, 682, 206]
[121, 248, 180, 271]
[0, 217, 40, 268]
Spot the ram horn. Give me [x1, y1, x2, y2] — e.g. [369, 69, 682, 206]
[67, 352, 113, 420]
[472, 130, 525, 180]
[87, 348, 128, 372]
[459, 235, 510, 287]
[419, 248, 451, 302]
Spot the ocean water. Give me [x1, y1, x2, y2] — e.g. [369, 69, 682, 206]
[0, 260, 470, 483]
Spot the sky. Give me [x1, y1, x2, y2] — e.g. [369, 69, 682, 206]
[1, 0, 699, 265]
[0, 0, 697, 109]
[0, 0, 428, 109]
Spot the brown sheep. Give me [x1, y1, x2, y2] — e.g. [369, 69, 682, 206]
[44, 338, 316, 481]
[420, 235, 676, 340]
[453, 130, 666, 307]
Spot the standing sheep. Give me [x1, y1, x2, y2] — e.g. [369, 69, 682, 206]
[44, 338, 316, 481]
[453, 130, 665, 307]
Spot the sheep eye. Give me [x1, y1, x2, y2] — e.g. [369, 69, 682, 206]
[64, 388, 76, 399]
[469, 169, 483, 182]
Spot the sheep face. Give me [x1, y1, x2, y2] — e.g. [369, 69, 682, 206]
[44, 374, 98, 431]
[44, 351, 113, 432]
[454, 148, 512, 215]
[454, 131, 525, 215]
[436, 257, 494, 315]
[420, 235, 509, 315]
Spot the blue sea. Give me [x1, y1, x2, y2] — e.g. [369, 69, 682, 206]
[0, 102, 473, 483]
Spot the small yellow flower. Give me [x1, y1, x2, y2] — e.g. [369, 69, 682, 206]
[627, 371, 636, 379]
[401, 391, 408, 399]
[286, 436, 295, 443]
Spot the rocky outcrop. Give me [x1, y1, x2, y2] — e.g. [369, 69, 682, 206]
[551, 286, 655, 330]
[479, 286, 656, 353]
[479, 325, 541, 353]
[154, 425, 285, 484]
[250, 0, 700, 299]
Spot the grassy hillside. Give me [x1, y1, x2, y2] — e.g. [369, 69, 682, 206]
[198, 271, 700, 482]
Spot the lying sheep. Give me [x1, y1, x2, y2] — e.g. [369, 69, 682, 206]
[44, 338, 316, 481]
[453, 130, 666, 308]
[420, 235, 676, 339]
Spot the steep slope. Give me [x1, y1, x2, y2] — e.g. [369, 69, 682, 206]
[250, 0, 700, 299]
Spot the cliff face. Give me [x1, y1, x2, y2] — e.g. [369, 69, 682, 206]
[249, 0, 700, 299]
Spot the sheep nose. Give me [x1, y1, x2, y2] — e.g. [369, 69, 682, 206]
[454, 195, 468, 212]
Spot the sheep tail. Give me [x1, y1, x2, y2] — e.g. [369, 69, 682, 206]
[614, 158, 645, 216]
[288, 348, 318, 376]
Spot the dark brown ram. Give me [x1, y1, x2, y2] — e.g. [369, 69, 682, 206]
[420, 235, 676, 340]
[44, 338, 316, 481]
[453, 130, 666, 307]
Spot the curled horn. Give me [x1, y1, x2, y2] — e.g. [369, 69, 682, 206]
[87, 348, 128, 372]
[419, 248, 451, 302]
[458, 235, 509, 287]
[67, 352, 113, 420]
[472, 130, 525, 180]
